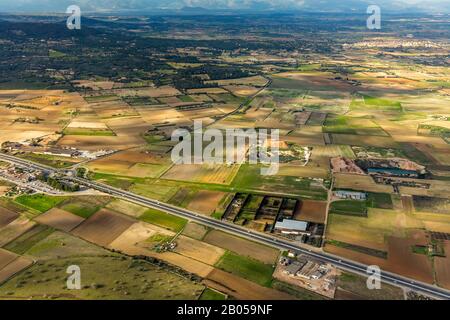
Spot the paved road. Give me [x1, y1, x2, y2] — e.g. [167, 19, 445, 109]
[1, 152, 450, 300]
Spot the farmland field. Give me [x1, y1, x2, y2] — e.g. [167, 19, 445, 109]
[72, 209, 135, 247]
[215, 251, 275, 287]
[34, 208, 85, 232]
[0, 8, 449, 301]
[139, 209, 187, 233]
[203, 230, 280, 264]
[15, 194, 67, 214]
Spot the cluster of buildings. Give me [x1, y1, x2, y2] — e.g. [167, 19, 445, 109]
[280, 256, 330, 281]
[334, 190, 367, 200]
[276, 253, 338, 298]
[275, 220, 310, 236]
[0, 165, 59, 195]
[2, 141, 113, 160]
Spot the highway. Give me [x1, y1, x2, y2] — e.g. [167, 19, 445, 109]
[1, 152, 450, 299]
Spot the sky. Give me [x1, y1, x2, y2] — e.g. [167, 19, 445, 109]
[0, 0, 449, 13]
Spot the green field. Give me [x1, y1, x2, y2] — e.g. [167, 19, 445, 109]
[139, 209, 187, 233]
[59, 197, 109, 218]
[4, 225, 55, 255]
[15, 194, 67, 213]
[199, 288, 227, 300]
[178, 95, 195, 102]
[49, 49, 67, 58]
[0, 256, 204, 300]
[63, 128, 116, 136]
[329, 200, 368, 217]
[215, 251, 274, 287]
[231, 164, 328, 200]
[84, 95, 119, 103]
[18, 153, 79, 169]
[337, 272, 404, 300]
[362, 95, 403, 112]
[271, 280, 325, 300]
[367, 192, 393, 209]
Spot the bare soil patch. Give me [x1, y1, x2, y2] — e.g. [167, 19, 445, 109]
[174, 235, 225, 266]
[204, 269, 292, 300]
[187, 191, 228, 216]
[0, 207, 19, 229]
[34, 208, 85, 232]
[72, 209, 135, 247]
[203, 230, 279, 264]
[0, 256, 32, 284]
[294, 200, 327, 223]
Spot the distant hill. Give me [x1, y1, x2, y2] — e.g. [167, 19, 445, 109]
[0, 0, 449, 14]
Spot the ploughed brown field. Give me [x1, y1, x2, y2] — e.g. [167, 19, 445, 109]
[0, 207, 19, 229]
[203, 230, 279, 264]
[325, 230, 434, 284]
[35, 208, 85, 232]
[204, 269, 293, 300]
[174, 235, 225, 266]
[0, 249, 32, 284]
[187, 191, 228, 216]
[0, 249, 18, 270]
[294, 200, 328, 224]
[72, 209, 135, 247]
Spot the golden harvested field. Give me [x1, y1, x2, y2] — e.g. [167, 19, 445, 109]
[0, 186, 9, 197]
[162, 163, 240, 185]
[154, 251, 214, 277]
[207, 75, 268, 87]
[0, 207, 19, 229]
[182, 222, 209, 240]
[334, 173, 394, 193]
[73, 80, 115, 90]
[0, 130, 56, 145]
[187, 191, 229, 216]
[326, 208, 423, 251]
[174, 235, 225, 266]
[105, 199, 148, 218]
[203, 230, 279, 264]
[34, 208, 84, 232]
[204, 269, 292, 300]
[272, 71, 356, 92]
[187, 88, 228, 94]
[399, 179, 450, 199]
[67, 121, 109, 129]
[88, 160, 170, 178]
[277, 164, 329, 179]
[72, 209, 135, 247]
[129, 86, 181, 98]
[331, 134, 399, 148]
[282, 133, 325, 146]
[57, 135, 144, 151]
[109, 221, 175, 255]
[326, 211, 436, 284]
[224, 85, 260, 97]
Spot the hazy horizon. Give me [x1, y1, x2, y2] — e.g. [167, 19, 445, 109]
[0, 0, 449, 14]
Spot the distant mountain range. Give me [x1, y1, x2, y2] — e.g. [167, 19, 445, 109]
[0, 0, 449, 14]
